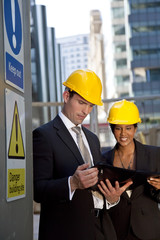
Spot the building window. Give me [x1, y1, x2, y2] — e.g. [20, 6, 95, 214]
[116, 75, 129, 83]
[84, 47, 89, 51]
[148, 69, 160, 82]
[113, 25, 125, 35]
[131, 2, 160, 10]
[83, 37, 88, 44]
[132, 25, 160, 34]
[133, 48, 160, 57]
[120, 92, 129, 98]
[115, 43, 126, 53]
[112, 7, 124, 19]
[115, 59, 127, 69]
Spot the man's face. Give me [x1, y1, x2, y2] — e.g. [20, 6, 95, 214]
[62, 91, 94, 125]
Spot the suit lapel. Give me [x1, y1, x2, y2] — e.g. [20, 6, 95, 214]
[131, 140, 149, 199]
[135, 140, 149, 171]
[53, 115, 84, 165]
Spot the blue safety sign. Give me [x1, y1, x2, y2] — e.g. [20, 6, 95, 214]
[4, 0, 22, 55]
[6, 52, 23, 89]
[3, 0, 24, 92]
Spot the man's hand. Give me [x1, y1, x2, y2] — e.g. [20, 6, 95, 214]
[98, 179, 133, 204]
[148, 176, 160, 190]
[70, 164, 98, 192]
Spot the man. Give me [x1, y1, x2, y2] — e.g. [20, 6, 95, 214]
[33, 69, 132, 240]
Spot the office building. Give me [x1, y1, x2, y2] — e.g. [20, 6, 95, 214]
[104, 0, 132, 99]
[57, 34, 89, 84]
[126, 0, 160, 119]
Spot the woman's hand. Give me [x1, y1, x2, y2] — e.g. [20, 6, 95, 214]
[148, 176, 160, 190]
[98, 179, 133, 204]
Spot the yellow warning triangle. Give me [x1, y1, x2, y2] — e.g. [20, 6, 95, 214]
[8, 101, 25, 159]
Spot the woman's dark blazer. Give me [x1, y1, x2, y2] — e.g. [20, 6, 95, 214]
[33, 115, 105, 240]
[103, 139, 160, 240]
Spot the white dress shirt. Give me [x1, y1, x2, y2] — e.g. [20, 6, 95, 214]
[59, 112, 119, 209]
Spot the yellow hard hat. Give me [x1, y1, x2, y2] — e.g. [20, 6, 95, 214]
[63, 69, 103, 106]
[107, 99, 141, 124]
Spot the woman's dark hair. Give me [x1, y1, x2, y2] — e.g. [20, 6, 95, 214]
[110, 123, 137, 133]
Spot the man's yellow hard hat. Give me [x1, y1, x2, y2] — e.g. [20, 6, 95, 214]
[63, 69, 103, 106]
[107, 99, 141, 124]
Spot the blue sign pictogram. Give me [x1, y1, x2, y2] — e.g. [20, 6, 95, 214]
[4, 0, 22, 55]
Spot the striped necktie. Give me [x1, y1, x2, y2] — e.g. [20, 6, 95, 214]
[72, 126, 103, 200]
[72, 126, 92, 167]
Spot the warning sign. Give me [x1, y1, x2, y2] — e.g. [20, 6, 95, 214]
[8, 101, 25, 159]
[5, 89, 26, 201]
[8, 168, 25, 198]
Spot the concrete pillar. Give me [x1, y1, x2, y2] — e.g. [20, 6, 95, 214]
[0, 0, 33, 239]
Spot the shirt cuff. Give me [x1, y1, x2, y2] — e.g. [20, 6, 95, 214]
[68, 176, 75, 200]
[106, 197, 120, 209]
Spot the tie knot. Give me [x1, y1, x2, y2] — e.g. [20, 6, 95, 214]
[72, 126, 81, 135]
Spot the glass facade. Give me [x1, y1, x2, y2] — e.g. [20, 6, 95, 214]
[128, 0, 160, 118]
[129, 0, 160, 69]
[131, 2, 160, 11]
[31, 4, 61, 126]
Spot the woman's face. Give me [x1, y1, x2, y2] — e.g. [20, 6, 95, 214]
[113, 124, 137, 147]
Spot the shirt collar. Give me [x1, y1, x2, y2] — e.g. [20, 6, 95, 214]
[59, 111, 82, 131]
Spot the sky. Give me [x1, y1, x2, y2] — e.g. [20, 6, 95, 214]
[35, 0, 107, 38]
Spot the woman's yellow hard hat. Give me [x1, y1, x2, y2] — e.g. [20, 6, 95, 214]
[107, 99, 141, 124]
[63, 69, 103, 106]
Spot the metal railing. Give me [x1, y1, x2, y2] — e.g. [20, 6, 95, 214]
[32, 95, 160, 148]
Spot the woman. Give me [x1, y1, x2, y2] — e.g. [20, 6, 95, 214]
[99, 99, 160, 240]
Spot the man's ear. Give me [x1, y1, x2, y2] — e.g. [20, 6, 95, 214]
[63, 91, 70, 103]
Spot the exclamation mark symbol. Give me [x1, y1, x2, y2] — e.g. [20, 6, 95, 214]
[15, 113, 18, 154]
[11, 0, 16, 49]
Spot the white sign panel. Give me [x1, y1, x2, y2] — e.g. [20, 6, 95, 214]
[5, 89, 26, 201]
[3, 0, 24, 92]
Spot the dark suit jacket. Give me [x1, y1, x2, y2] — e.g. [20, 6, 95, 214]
[33, 115, 104, 240]
[103, 139, 160, 240]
